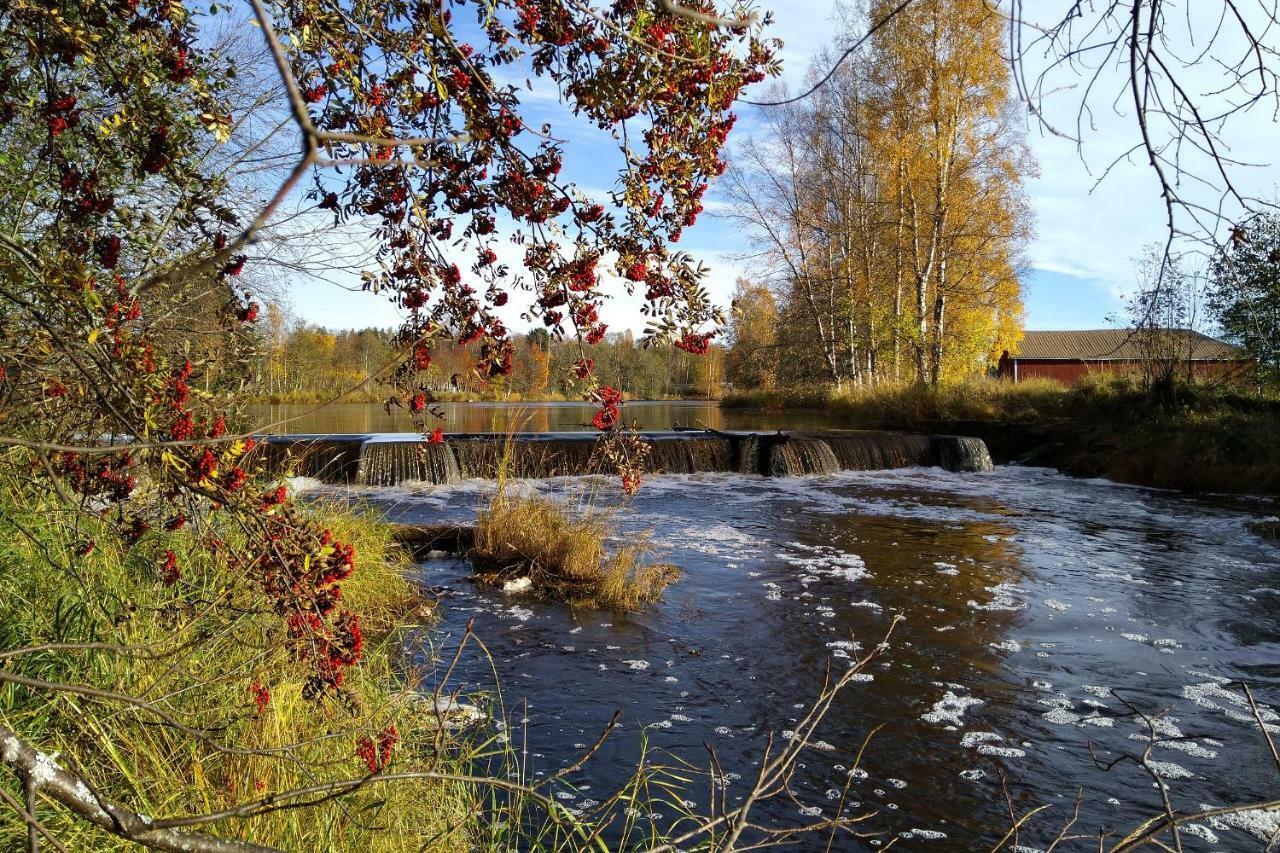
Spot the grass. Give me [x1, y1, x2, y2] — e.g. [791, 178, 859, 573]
[0, 483, 483, 851]
[470, 488, 680, 610]
[723, 376, 1280, 494]
[721, 377, 1078, 427]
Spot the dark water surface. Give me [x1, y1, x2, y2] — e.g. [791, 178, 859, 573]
[305, 466, 1280, 849]
[248, 400, 846, 434]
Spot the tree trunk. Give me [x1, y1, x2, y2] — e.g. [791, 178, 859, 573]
[915, 273, 928, 383]
[930, 290, 946, 386]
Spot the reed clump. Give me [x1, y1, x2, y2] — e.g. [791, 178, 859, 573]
[470, 489, 679, 610]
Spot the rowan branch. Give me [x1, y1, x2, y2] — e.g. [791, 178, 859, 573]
[0, 725, 276, 853]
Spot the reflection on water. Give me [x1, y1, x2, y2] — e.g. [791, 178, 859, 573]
[247, 400, 846, 434]
[310, 466, 1280, 849]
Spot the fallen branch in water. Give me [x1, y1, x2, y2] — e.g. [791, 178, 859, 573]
[389, 523, 475, 558]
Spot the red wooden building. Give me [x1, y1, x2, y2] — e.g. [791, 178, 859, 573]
[997, 329, 1249, 385]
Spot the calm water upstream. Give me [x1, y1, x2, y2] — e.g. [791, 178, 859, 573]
[247, 400, 846, 434]
[300, 450, 1280, 848]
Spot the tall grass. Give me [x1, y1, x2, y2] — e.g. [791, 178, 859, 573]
[0, 484, 482, 850]
[723, 376, 1280, 493]
[723, 374, 1278, 425]
[470, 488, 680, 610]
[721, 377, 1083, 427]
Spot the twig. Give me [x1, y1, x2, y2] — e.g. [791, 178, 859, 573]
[1242, 682, 1280, 773]
[0, 783, 69, 853]
[0, 725, 274, 853]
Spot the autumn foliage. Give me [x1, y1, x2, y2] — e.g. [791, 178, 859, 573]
[0, 0, 774, 730]
[725, 0, 1030, 389]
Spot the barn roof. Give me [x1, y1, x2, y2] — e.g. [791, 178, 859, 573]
[1011, 329, 1240, 361]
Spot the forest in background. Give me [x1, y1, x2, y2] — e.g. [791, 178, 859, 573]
[254, 312, 727, 401]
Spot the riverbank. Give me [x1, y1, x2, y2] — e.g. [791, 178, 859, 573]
[0, 489, 480, 850]
[722, 378, 1280, 495]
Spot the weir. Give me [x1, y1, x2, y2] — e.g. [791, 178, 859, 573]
[768, 437, 841, 477]
[259, 430, 994, 487]
[358, 441, 461, 487]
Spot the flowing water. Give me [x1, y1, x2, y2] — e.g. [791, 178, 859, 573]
[262, 431, 993, 485]
[301, 465, 1280, 850]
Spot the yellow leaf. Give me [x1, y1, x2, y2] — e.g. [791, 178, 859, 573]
[99, 109, 126, 137]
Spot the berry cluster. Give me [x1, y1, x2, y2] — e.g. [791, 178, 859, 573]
[355, 724, 399, 773]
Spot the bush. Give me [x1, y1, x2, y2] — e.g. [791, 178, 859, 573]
[470, 489, 680, 610]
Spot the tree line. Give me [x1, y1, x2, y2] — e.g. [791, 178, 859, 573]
[256, 313, 727, 400]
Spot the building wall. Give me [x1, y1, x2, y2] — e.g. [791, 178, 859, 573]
[1004, 359, 1253, 385]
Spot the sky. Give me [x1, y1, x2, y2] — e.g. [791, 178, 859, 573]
[278, 0, 1280, 335]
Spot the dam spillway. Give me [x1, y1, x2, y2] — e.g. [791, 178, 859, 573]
[257, 430, 994, 487]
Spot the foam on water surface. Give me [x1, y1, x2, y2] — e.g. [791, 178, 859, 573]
[922, 690, 983, 726]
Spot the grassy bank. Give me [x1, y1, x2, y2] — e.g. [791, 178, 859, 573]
[723, 378, 1280, 494]
[0, 488, 482, 850]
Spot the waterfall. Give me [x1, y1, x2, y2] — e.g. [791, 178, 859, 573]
[257, 438, 363, 483]
[825, 432, 936, 470]
[686, 438, 732, 472]
[767, 438, 841, 476]
[260, 430, 994, 484]
[357, 441, 460, 486]
[647, 438, 733, 474]
[736, 435, 762, 475]
[452, 439, 599, 479]
[933, 435, 994, 472]
[647, 440, 693, 474]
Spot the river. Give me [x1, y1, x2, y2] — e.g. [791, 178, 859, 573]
[294, 446, 1280, 849]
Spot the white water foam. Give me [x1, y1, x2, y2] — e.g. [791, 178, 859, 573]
[922, 691, 983, 726]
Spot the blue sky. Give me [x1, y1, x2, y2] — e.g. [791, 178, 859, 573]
[278, 0, 1278, 334]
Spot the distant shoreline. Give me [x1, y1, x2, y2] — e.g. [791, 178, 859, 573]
[721, 380, 1280, 496]
[245, 391, 718, 405]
